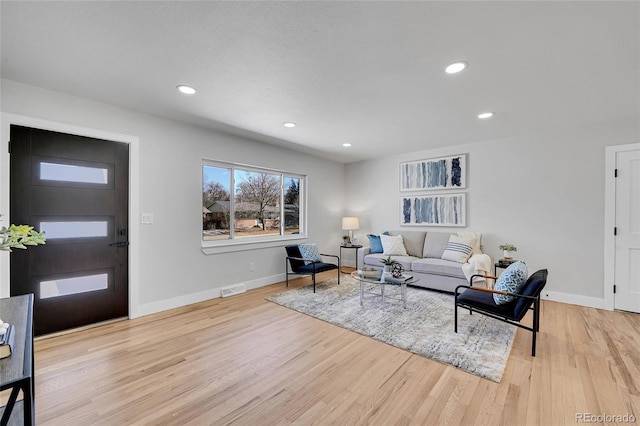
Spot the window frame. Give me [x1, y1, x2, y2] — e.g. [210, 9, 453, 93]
[201, 159, 307, 254]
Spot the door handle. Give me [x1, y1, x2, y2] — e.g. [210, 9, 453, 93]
[109, 241, 130, 248]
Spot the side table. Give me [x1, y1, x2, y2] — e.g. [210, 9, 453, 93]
[339, 244, 362, 273]
[494, 259, 517, 276]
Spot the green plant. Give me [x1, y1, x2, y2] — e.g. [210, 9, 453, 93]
[380, 256, 397, 265]
[499, 243, 517, 252]
[1, 224, 46, 251]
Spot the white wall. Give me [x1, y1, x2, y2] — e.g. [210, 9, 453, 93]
[2, 78, 638, 312]
[0, 79, 346, 316]
[345, 117, 640, 308]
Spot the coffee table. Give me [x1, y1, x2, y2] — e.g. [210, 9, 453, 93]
[350, 270, 418, 308]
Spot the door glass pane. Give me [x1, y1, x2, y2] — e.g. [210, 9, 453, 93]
[40, 273, 109, 299]
[41, 221, 108, 239]
[40, 162, 108, 184]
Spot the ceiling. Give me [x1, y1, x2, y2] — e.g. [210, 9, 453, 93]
[1, 1, 638, 163]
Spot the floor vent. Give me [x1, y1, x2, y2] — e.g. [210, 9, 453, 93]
[220, 283, 247, 298]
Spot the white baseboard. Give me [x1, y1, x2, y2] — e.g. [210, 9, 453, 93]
[135, 275, 608, 318]
[541, 289, 605, 310]
[134, 273, 285, 318]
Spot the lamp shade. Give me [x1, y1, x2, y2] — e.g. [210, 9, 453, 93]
[342, 216, 360, 230]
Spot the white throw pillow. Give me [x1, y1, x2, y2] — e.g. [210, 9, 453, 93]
[457, 231, 482, 255]
[380, 234, 408, 256]
[441, 235, 477, 263]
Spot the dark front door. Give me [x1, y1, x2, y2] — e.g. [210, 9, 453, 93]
[9, 125, 129, 336]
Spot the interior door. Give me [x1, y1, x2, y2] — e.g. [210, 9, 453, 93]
[9, 125, 129, 336]
[614, 149, 640, 313]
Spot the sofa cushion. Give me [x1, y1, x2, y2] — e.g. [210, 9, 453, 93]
[381, 234, 409, 256]
[364, 253, 418, 271]
[411, 258, 466, 279]
[366, 231, 389, 254]
[441, 235, 477, 263]
[422, 232, 451, 258]
[388, 231, 426, 258]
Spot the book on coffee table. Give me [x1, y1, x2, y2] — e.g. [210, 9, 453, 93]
[0, 324, 15, 359]
[384, 274, 413, 284]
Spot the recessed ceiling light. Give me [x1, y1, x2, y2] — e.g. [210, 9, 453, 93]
[445, 61, 468, 74]
[342, 143, 352, 147]
[478, 112, 494, 119]
[283, 122, 296, 128]
[176, 85, 196, 95]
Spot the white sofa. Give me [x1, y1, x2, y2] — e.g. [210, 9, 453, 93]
[357, 230, 490, 293]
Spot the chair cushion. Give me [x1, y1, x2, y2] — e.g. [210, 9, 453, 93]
[367, 231, 389, 254]
[295, 262, 338, 274]
[493, 261, 528, 305]
[513, 269, 548, 320]
[457, 288, 517, 320]
[298, 243, 322, 264]
[441, 235, 477, 263]
[381, 234, 408, 256]
[285, 245, 306, 270]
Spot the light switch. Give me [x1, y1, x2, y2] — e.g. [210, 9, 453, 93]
[141, 213, 154, 224]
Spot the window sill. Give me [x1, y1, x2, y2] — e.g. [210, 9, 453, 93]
[201, 235, 307, 255]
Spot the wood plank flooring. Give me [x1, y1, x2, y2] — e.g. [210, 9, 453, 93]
[27, 272, 640, 425]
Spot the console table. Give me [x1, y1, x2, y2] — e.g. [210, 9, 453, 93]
[0, 294, 34, 426]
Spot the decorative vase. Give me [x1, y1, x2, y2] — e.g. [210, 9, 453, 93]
[381, 265, 390, 281]
[503, 250, 514, 260]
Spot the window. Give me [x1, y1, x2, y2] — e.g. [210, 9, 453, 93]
[40, 162, 109, 184]
[203, 161, 304, 245]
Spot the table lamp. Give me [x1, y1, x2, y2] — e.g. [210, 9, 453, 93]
[341, 216, 360, 245]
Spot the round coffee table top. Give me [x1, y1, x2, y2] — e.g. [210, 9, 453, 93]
[350, 270, 418, 286]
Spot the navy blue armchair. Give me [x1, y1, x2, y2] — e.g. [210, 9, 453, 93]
[455, 269, 548, 356]
[285, 245, 340, 293]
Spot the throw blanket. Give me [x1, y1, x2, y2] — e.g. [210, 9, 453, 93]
[462, 254, 493, 288]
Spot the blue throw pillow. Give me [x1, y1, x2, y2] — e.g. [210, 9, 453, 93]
[493, 261, 528, 305]
[367, 231, 389, 254]
[298, 243, 322, 264]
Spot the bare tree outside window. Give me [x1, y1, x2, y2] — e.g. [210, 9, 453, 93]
[202, 162, 304, 242]
[203, 166, 231, 240]
[283, 177, 300, 234]
[235, 171, 280, 236]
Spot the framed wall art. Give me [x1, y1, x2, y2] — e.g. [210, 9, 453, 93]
[400, 193, 466, 227]
[400, 154, 466, 191]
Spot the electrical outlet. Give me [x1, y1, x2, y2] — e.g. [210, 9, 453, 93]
[249, 262, 255, 271]
[141, 213, 154, 224]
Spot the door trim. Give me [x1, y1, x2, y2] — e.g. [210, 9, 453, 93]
[603, 142, 640, 311]
[0, 113, 141, 318]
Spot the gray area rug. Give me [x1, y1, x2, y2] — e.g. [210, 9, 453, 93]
[267, 277, 516, 382]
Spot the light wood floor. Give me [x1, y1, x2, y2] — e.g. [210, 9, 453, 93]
[28, 272, 640, 425]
